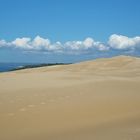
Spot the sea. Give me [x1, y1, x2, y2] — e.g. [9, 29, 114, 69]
[0, 63, 35, 72]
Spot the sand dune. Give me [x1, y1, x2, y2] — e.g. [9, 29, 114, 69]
[0, 55, 140, 140]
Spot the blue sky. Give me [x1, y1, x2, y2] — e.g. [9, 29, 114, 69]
[0, 0, 140, 63]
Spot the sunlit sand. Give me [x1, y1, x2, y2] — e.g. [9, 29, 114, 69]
[0, 56, 140, 140]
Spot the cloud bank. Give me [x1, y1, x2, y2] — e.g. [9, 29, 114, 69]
[108, 34, 140, 50]
[0, 34, 140, 54]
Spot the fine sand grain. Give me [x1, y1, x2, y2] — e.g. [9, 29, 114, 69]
[0, 55, 140, 140]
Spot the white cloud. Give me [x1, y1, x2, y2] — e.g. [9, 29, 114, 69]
[0, 40, 7, 47]
[32, 36, 50, 50]
[98, 44, 109, 51]
[0, 39, 12, 47]
[12, 37, 31, 49]
[64, 41, 83, 50]
[83, 38, 94, 48]
[64, 38, 107, 52]
[49, 41, 62, 51]
[0, 34, 140, 54]
[108, 34, 140, 49]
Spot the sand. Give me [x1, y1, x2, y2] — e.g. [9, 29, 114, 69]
[0, 55, 140, 140]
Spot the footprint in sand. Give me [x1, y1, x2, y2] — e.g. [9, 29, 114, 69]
[130, 128, 140, 134]
[41, 94, 46, 97]
[17, 98, 22, 101]
[40, 102, 46, 105]
[27, 104, 35, 108]
[49, 99, 55, 102]
[9, 100, 14, 103]
[34, 94, 39, 97]
[136, 128, 140, 132]
[8, 113, 15, 116]
[19, 108, 26, 112]
[58, 97, 64, 100]
[65, 95, 70, 99]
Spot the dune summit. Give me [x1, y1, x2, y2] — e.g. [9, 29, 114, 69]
[0, 55, 140, 140]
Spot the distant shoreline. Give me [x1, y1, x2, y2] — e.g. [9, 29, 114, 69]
[6, 63, 71, 72]
[0, 63, 71, 73]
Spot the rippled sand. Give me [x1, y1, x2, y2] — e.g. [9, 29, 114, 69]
[0, 56, 140, 140]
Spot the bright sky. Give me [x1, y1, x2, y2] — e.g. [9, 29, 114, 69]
[0, 0, 140, 63]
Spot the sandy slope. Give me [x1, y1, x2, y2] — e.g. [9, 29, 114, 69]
[0, 55, 140, 140]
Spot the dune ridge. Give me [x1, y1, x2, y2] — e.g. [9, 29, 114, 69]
[0, 55, 140, 140]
